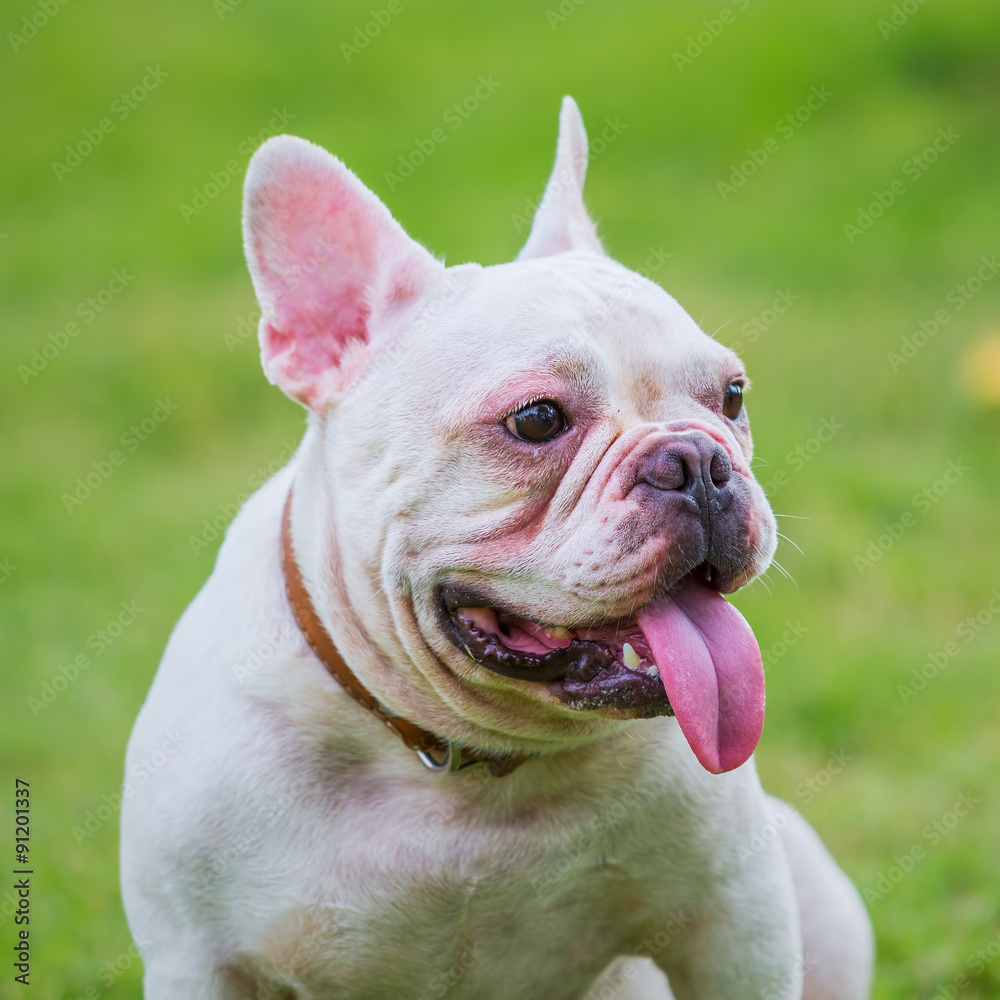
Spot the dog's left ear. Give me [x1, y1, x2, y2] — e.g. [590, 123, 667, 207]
[517, 96, 604, 261]
[243, 135, 443, 412]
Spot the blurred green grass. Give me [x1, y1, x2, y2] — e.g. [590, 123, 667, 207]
[2, 0, 999, 996]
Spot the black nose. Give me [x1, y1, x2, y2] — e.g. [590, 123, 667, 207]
[639, 432, 732, 501]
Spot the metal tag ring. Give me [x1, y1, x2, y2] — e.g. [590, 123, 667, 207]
[416, 743, 464, 773]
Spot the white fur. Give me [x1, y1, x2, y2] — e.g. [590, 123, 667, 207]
[121, 99, 873, 999]
[518, 97, 603, 260]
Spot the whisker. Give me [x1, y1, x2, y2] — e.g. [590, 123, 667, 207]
[771, 559, 798, 588]
[709, 318, 734, 340]
[772, 513, 812, 521]
[323, 583, 388, 613]
[776, 531, 805, 556]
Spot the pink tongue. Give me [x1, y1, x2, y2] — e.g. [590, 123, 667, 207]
[635, 582, 764, 774]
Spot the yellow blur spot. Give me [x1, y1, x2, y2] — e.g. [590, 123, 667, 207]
[958, 334, 1000, 408]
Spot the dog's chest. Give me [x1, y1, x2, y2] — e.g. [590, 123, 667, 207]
[244, 773, 676, 999]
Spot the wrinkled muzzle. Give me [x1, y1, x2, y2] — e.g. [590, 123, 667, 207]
[440, 426, 773, 774]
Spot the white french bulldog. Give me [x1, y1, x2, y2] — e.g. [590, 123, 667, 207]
[121, 98, 873, 999]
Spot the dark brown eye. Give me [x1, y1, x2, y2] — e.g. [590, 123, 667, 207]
[723, 382, 744, 420]
[505, 400, 566, 443]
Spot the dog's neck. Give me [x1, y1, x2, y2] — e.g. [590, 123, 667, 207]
[281, 484, 527, 777]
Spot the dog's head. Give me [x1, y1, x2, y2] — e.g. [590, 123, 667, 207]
[243, 99, 776, 773]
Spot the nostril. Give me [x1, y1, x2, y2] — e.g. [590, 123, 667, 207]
[709, 449, 732, 488]
[642, 448, 689, 491]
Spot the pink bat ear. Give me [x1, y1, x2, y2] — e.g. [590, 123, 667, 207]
[517, 96, 604, 261]
[242, 135, 443, 411]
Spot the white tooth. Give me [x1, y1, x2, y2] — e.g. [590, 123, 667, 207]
[546, 626, 572, 639]
[623, 643, 641, 669]
[646, 661, 660, 677]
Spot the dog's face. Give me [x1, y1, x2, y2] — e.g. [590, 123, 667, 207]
[243, 99, 775, 773]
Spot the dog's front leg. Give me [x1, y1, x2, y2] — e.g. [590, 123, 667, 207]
[647, 847, 804, 1000]
[141, 951, 227, 1000]
[656, 901, 802, 1000]
[586, 957, 677, 999]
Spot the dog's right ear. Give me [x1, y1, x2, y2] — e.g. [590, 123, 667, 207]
[243, 136, 443, 412]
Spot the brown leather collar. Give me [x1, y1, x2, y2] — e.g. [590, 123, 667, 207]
[280, 490, 525, 777]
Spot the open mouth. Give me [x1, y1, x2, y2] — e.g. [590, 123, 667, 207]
[441, 581, 670, 716]
[439, 563, 765, 773]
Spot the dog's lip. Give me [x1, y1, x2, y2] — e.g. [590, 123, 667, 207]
[440, 584, 501, 613]
[436, 588, 673, 716]
[437, 586, 629, 684]
[434, 568, 726, 711]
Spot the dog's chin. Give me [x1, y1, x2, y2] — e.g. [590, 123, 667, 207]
[435, 567, 727, 720]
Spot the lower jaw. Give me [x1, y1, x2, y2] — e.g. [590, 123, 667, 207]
[550, 668, 673, 718]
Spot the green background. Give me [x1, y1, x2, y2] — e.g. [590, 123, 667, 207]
[2, 0, 999, 996]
